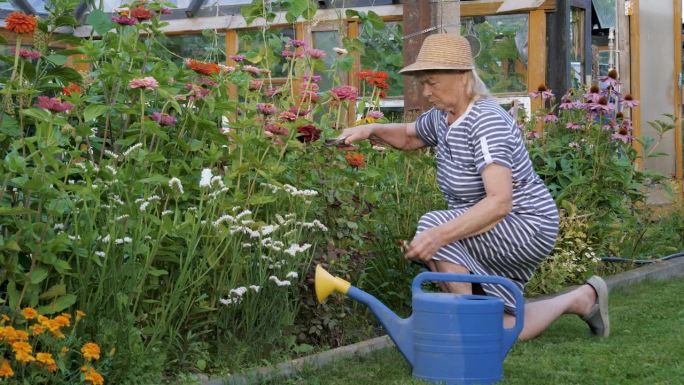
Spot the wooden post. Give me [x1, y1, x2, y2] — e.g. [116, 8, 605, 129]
[674, 0, 682, 182]
[528, 10, 547, 118]
[402, 0, 432, 121]
[547, 0, 571, 99]
[629, 0, 642, 168]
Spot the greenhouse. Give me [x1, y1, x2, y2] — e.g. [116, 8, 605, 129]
[0, 0, 683, 384]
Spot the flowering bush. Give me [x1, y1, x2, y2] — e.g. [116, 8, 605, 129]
[0, 308, 107, 384]
[522, 74, 671, 255]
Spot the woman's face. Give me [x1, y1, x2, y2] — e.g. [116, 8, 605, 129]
[418, 71, 469, 111]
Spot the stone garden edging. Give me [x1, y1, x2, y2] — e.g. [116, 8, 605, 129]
[204, 258, 684, 385]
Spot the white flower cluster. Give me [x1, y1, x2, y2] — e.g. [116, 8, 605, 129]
[114, 237, 133, 245]
[104, 150, 119, 159]
[199, 168, 213, 188]
[261, 238, 285, 252]
[122, 143, 143, 158]
[136, 195, 161, 212]
[269, 276, 291, 287]
[168, 177, 184, 194]
[260, 183, 318, 197]
[219, 285, 261, 306]
[284, 243, 311, 257]
[297, 220, 328, 232]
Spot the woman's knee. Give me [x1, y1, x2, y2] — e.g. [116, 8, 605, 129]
[417, 211, 442, 232]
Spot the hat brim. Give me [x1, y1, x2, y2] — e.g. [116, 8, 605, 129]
[398, 61, 474, 74]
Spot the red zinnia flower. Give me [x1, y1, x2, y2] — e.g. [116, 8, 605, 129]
[62, 83, 82, 96]
[296, 125, 321, 143]
[130, 6, 153, 21]
[5, 12, 37, 34]
[344, 153, 365, 168]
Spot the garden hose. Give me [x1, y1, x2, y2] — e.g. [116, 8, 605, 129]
[600, 252, 684, 265]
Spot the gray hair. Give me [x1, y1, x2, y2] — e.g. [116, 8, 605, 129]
[464, 70, 491, 102]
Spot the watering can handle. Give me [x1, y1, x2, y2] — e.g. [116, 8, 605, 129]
[411, 272, 524, 355]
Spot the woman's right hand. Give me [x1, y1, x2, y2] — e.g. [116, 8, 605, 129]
[340, 123, 376, 145]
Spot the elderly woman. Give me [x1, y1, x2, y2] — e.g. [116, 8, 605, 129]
[340, 34, 609, 340]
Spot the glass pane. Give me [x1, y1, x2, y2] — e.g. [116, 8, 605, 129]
[312, 30, 340, 92]
[570, 8, 585, 88]
[462, 14, 529, 94]
[592, 0, 616, 29]
[238, 27, 295, 78]
[156, 32, 226, 67]
[359, 21, 404, 97]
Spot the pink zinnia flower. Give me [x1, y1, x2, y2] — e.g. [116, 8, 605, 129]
[111, 15, 138, 25]
[230, 54, 246, 62]
[150, 112, 177, 126]
[330, 85, 357, 101]
[129, 77, 159, 90]
[184, 83, 211, 100]
[256, 103, 277, 115]
[265, 123, 289, 136]
[264, 87, 280, 98]
[306, 48, 326, 59]
[367, 110, 384, 119]
[34, 96, 74, 112]
[302, 73, 321, 83]
[242, 65, 261, 76]
[11, 48, 40, 60]
[278, 111, 297, 121]
[289, 106, 311, 116]
[296, 125, 321, 143]
[621, 94, 640, 108]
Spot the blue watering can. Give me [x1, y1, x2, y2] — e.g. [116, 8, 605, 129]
[315, 265, 524, 385]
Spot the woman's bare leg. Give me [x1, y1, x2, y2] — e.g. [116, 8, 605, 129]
[431, 260, 597, 340]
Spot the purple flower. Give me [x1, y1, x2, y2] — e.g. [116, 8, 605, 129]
[584, 91, 601, 104]
[184, 83, 211, 100]
[306, 48, 326, 59]
[330, 85, 357, 101]
[264, 87, 280, 98]
[366, 110, 384, 119]
[289, 106, 311, 116]
[566, 122, 583, 130]
[529, 85, 554, 100]
[302, 73, 321, 83]
[199, 77, 218, 87]
[129, 77, 159, 90]
[150, 112, 177, 126]
[621, 94, 640, 108]
[526, 131, 540, 140]
[559, 98, 575, 110]
[34, 96, 74, 112]
[111, 15, 138, 25]
[278, 111, 298, 121]
[256, 103, 277, 115]
[289, 39, 307, 48]
[230, 54, 246, 62]
[249, 79, 264, 91]
[543, 113, 558, 122]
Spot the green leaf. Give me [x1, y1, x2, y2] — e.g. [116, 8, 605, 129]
[44, 67, 82, 84]
[37, 294, 77, 315]
[55, 15, 79, 27]
[83, 104, 109, 121]
[367, 11, 385, 29]
[149, 268, 168, 277]
[21, 107, 51, 123]
[45, 54, 68, 66]
[39, 283, 67, 300]
[29, 267, 49, 285]
[247, 194, 277, 206]
[2, 240, 21, 252]
[86, 9, 115, 36]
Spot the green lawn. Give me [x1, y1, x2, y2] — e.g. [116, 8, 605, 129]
[260, 277, 684, 385]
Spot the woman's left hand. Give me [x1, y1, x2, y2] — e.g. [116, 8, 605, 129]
[405, 227, 446, 263]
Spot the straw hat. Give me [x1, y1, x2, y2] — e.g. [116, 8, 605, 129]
[399, 33, 475, 74]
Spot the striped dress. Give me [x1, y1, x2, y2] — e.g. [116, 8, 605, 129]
[414, 99, 559, 313]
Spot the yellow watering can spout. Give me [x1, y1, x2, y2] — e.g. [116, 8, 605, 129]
[314, 264, 351, 303]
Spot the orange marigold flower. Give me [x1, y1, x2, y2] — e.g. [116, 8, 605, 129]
[0, 326, 17, 342]
[30, 324, 45, 336]
[81, 342, 101, 361]
[12, 330, 29, 342]
[1, 314, 9, 323]
[344, 152, 365, 168]
[36, 352, 57, 372]
[21, 307, 38, 320]
[76, 310, 86, 321]
[83, 366, 105, 385]
[5, 12, 37, 34]
[54, 315, 70, 327]
[0, 359, 13, 378]
[11, 341, 32, 355]
[185, 59, 220, 75]
[63, 83, 82, 96]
